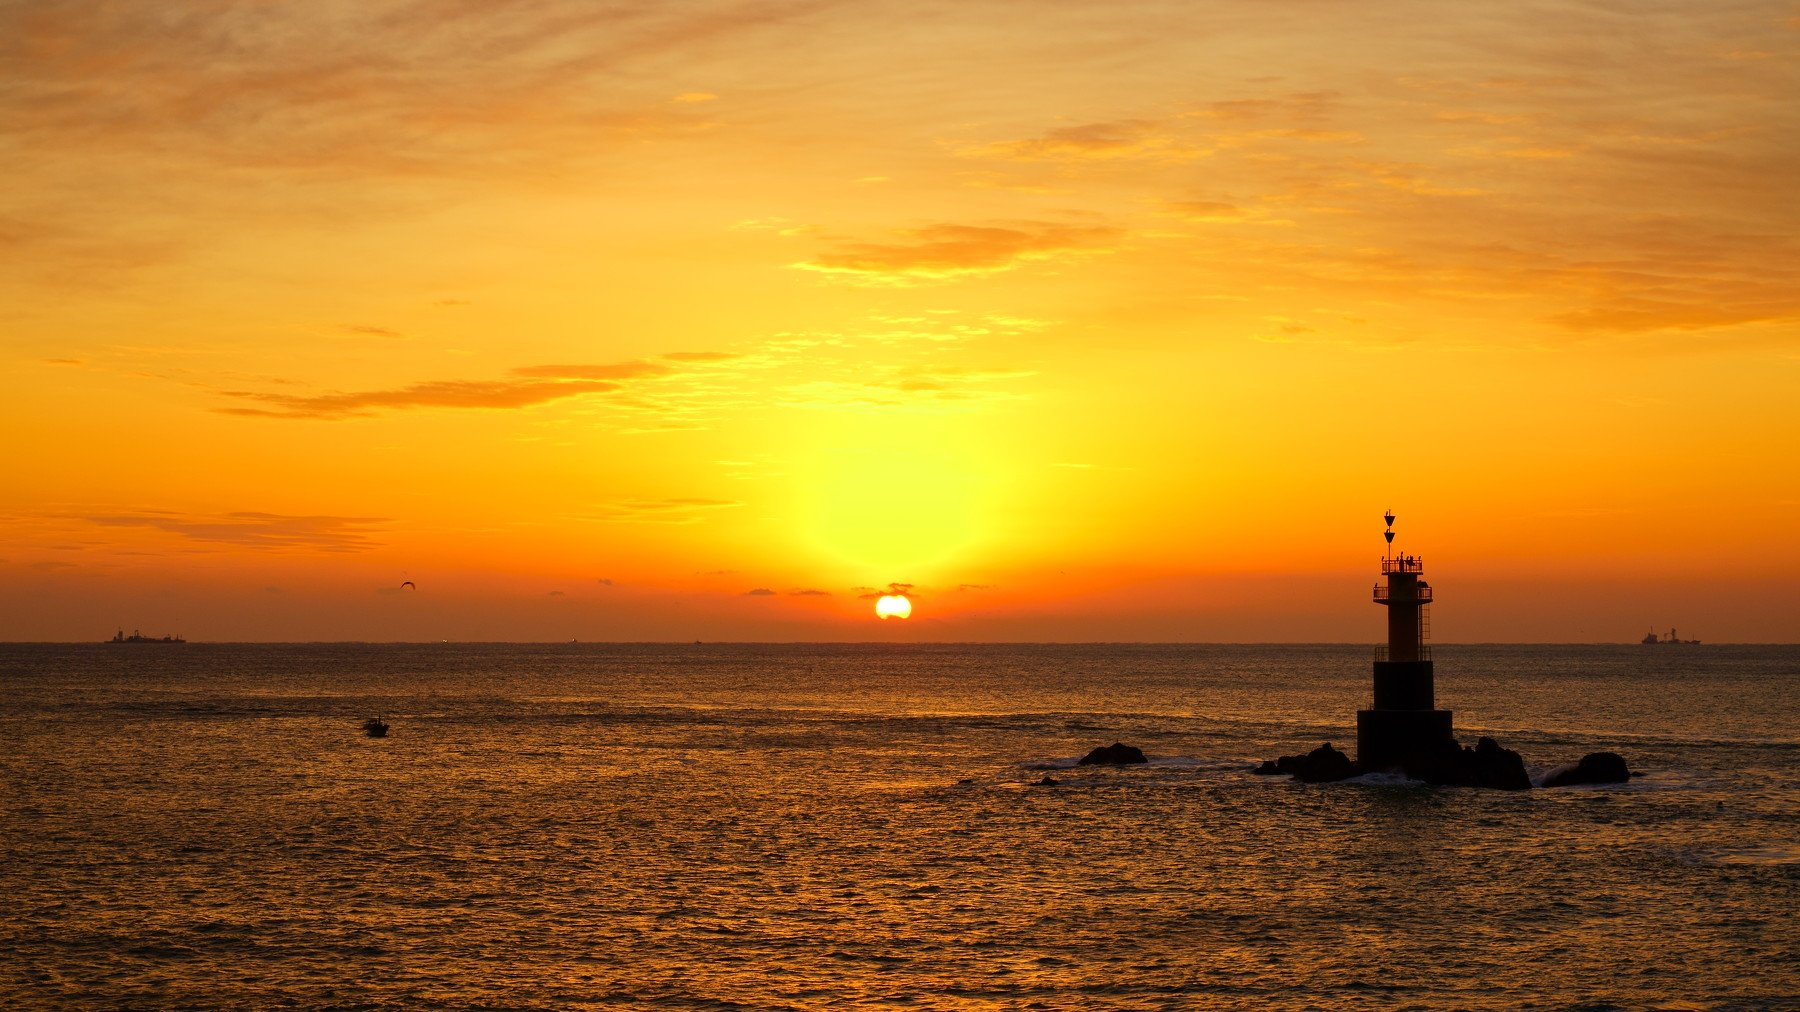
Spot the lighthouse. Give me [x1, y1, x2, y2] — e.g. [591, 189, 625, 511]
[1254, 511, 1544, 787]
[1357, 510, 1456, 769]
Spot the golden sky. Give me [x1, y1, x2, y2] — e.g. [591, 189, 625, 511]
[4, 1, 1797, 641]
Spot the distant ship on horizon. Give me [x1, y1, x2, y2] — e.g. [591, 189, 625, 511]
[1641, 627, 1699, 645]
[107, 629, 185, 644]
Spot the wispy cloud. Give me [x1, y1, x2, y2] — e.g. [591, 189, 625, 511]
[968, 120, 1202, 162]
[216, 359, 710, 418]
[781, 364, 1035, 411]
[1530, 223, 1800, 333]
[580, 499, 743, 525]
[87, 511, 387, 551]
[219, 377, 628, 418]
[0, 2, 816, 292]
[1184, 92, 1343, 125]
[794, 222, 1119, 282]
[510, 362, 674, 380]
[0, 2, 796, 179]
[340, 324, 405, 339]
[1163, 199, 1256, 223]
[964, 95, 1355, 168]
[881, 367, 1035, 396]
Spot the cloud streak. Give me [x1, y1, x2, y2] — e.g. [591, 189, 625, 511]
[580, 499, 743, 525]
[0, 2, 807, 179]
[969, 120, 1202, 162]
[87, 511, 387, 551]
[219, 377, 628, 418]
[963, 95, 1354, 168]
[341, 324, 405, 339]
[795, 222, 1119, 282]
[216, 358, 716, 418]
[781, 364, 1035, 411]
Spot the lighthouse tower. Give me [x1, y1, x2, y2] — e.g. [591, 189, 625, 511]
[1356, 511, 1455, 769]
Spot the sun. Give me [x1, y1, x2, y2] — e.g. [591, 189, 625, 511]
[874, 595, 912, 620]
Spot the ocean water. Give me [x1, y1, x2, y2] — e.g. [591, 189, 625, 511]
[1, 643, 1795, 1010]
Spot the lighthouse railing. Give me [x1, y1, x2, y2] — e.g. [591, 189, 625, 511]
[1372, 583, 1433, 603]
[1381, 557, 1424, 574]
[1373, 644, 1432, 662]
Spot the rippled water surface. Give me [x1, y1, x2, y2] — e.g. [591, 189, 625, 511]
[2, 643, 1796, 1010]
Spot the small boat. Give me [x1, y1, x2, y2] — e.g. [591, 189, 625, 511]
[363, 716, 389, 738]
[1641, 627, 1700, 645]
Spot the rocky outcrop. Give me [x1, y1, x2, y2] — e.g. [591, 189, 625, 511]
[1399, 735, 1531, 790]
[1265, 742, 1358, 783]
[1256, 736, 1531, 789]
[1078, 742, 1147, 765]
[1540, 751, 1632, 787]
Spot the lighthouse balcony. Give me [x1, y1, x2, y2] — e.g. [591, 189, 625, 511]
[1381, 557, 1424, 574]
[1372, 583, 1432, 604]
[1373, 644, 1432, 662]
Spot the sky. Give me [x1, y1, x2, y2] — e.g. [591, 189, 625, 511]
[3, 0, 1797, 642]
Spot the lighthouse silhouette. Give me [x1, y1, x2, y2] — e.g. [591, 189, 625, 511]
[1357, 510, 1456, 769]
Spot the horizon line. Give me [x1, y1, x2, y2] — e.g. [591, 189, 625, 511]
[5, 639, 1793, 647]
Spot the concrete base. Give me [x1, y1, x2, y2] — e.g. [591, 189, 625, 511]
[1356, 708, 1455, 771]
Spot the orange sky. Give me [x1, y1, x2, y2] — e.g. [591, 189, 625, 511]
[4, 1, 1797, 642]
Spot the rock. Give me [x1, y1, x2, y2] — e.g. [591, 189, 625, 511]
[1257, 737, 1535, 790]
[1031, 776, 1060, 787]
[1398, 735, 1530, 790]
[1251, 760, 1284, 775]
[1078, 742, 1147, 765]
[1541, 751, 1632, 787]
[1273, 743, 1357, 783]
[1469, 736, 1533, 791]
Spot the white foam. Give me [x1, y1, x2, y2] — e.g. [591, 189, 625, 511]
[1344, 771, 1427, 787]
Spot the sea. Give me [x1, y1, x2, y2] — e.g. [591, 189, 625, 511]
[1, 643, 1795, 1011]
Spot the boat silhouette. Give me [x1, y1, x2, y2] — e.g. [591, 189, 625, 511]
[107, 629, 185, 644]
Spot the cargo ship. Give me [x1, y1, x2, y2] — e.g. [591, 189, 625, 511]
[107, 629, 186, 643]
[1641, 627, 1699, 645]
